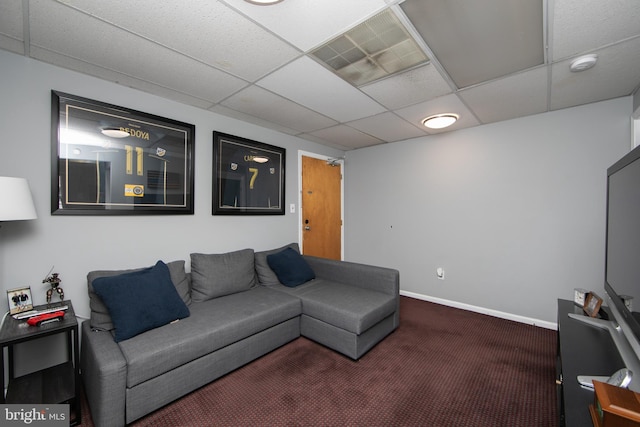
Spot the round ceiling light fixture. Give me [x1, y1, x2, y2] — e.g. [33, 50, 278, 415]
[244, 0, 284, 4]
[569, 54, 598, 72]
[422, 113, 459, 129]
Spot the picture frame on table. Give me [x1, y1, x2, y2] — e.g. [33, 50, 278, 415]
[51, 91, 195, 215]
[583, 292, 603, 318]
[7, 286, 33, 315]
[212, 131, 286, 215]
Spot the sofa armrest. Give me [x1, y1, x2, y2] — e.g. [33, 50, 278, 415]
[80, 321, 128, 427]
[302, 256, 399, 297]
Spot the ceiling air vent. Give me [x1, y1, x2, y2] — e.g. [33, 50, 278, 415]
[310, 9, 429, 87]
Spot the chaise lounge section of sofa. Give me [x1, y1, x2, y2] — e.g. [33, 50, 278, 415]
[81, 244, 399, 427]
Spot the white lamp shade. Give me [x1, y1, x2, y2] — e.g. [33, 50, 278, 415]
[0, 177, 37, 221]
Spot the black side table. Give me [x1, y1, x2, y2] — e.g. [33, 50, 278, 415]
[0, 300, 81, 426]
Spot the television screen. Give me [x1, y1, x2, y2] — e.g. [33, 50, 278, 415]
[605, 145, 640, 355]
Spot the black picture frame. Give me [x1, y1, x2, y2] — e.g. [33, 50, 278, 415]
[51, 91, 195, 215]
[6, 286, 33, 315]
[212, 132, 285, 215]
[584, 292, 603, 318]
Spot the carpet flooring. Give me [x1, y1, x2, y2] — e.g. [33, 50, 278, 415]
[79, 296, 557, 426]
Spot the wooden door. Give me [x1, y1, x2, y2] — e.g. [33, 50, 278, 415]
[301, 156, 342, 260]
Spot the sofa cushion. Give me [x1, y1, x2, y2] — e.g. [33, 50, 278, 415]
[190, 249, 257, 302]
[117, 286, 302, 388]
[88, 260, 191, 331]
[277, 279, 396, 335]
[92, 261, 190, 342]
[255, 243, 300, 286]
[168, 260, 191, 306]
[267, 248, 315, 287]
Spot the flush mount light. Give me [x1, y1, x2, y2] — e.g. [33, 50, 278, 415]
[422, 114, 459, 129]
[101, 127, 130, 138]
[244, 0, 283, 4]
[569, 54, 598, 72]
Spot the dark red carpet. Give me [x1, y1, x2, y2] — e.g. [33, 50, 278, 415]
[80, 296, 557, 426]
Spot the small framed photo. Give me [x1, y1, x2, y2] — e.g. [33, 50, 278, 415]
[7, 287, 33, 315]
[584, 292, 603, 318]
[574, 288, 588, 307]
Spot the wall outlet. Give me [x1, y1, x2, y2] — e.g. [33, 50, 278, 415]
[436, 267, 445, 280]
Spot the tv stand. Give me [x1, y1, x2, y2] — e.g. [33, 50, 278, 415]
[557, 299, 625, 426]
[568, 304, 640, 391]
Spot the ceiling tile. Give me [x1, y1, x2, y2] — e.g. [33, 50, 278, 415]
[210, 104, 300, 136]
[550, 37, 640, 111]
[220, 85, 338, 133]
[401, 0, 544, 88]
[294, 132, 350, 150]
[395, 94, 481, 134]
[223, 0, 389, 52]
[552, 0, 640, 60]
[459, 67, 548, 124]
[0, 0, 24, 54]
[360, 64, 452, 110]
[30, 46, 217, 110]
[348, 112, 426, 142]
[29, 0, 248, 103]
[257, 56, 386, 122]
[304, 124, 384, 150]
[310, 8, 430, 87]
[57, 0, 301, 82]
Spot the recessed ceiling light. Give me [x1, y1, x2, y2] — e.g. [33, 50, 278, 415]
[569, 54, 598, 72]
[101, 127, 130, 138]
[244, 0, 283, 4]
[422, 114, 459, 129]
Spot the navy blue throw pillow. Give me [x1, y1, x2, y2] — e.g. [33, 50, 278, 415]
[267, 248, 315, 287]
[92, 260, 190, 342]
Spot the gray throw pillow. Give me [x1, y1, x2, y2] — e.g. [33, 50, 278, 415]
[167, 260, 191, 306]
[190, 248, 257, 302]
[255, 243, 300, 286]
[87, 260, 191, 332]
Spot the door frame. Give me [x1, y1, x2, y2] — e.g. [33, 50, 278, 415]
[298, 150, 345, 260]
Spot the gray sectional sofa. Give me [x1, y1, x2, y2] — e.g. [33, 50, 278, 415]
[80, 243, 399, 427]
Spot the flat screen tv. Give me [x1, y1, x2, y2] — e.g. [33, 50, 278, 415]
[603, 144, 640, 390]
[569, 144, 640, 391]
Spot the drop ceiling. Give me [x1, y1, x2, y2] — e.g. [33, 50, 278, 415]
[1, 0, 639, 151]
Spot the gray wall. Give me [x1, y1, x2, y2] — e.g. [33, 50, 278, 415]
[344, 97, 633, 324]
[0, 49, 635, 330]
[0, 50, 343, 324]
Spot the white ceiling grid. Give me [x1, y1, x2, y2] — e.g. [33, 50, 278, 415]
[0, 0, 639, 151]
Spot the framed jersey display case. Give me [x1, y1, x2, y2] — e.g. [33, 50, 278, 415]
[51, 91, 195, 215]
[212, 132, 285, 215]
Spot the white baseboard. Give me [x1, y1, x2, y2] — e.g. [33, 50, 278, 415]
[400, 290, 557, 330]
